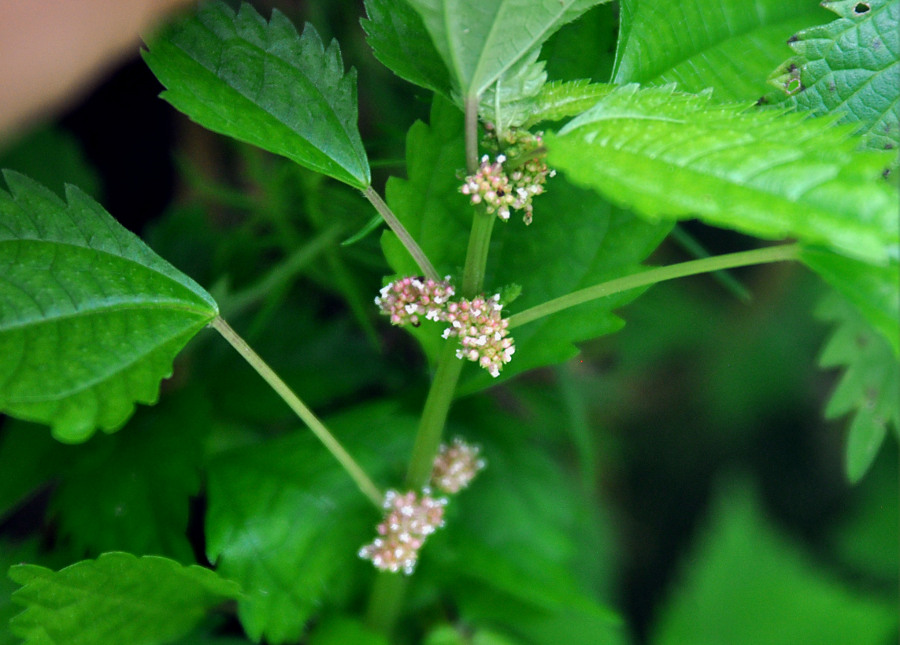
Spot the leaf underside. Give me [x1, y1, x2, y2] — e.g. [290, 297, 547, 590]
[550, 85, 899, 264]
[143, 1, 370, 188]
[0, 171, 217, 442]
[769, 0, 900, 154]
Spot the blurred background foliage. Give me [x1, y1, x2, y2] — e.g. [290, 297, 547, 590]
[0, 1, 896, 644]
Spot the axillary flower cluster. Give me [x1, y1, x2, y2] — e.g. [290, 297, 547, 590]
[359, 438, 485, 574]
[460, 126, 555, 225]
[375, 277, 514, 378]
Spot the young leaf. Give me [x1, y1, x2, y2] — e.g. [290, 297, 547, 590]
[0, 171, 217, 443]
[768, 0, 900, 154]
[9, 553, 241, 645]
[549, 85, 899, 264]
[205, 403, 413, 644]
[49, 390, 209, 561]
[652, 478, 898, 644]
[380, 97, 670, 390]
[407, 0, 605, 98]
[143, 1, 370, 188]
[362, 0, 452, 98]
[613, 0, 830, 102]
[520, 80, 615, 128]
[816, 293, 900, 483]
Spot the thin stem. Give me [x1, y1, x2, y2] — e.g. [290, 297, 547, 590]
[465, 95, 480, 173]
[509, 244, 801, 329]
[362, 185, 439, 282]
[210, 316, 383, 508]
[461, 211, 496, 298]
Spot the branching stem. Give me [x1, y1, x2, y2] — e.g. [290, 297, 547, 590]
[362, 185, 439, 282]
[210, 316, 383, 508]
[509, 244, 801, 329]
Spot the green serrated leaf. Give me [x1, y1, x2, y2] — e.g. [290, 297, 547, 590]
[0, 171, 217, 442]
[769, 0, 900, 153]
[205, 403, 413, 644]
[613, 0, 830, 102]
[362, 0, 453, 97]
[49, 390, 209, 561]
[520, 80, 615, 128]
[381, 97, 669, 390]
[143, 1, 370, 188]
[550, 85, 899, 264]
[408, 0, 606, 98]
[801, 248, 899, 355]
[9, 553, 241, 645]
[816, 292, 900, 482]
[478, 48, 548, 132]
[653, 477, 898, 644]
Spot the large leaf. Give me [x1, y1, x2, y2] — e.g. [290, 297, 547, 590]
[143, 1, 370, 188]
[49, 390, 209, 561]
[205, 402, 414, 644]
[408, 0, 605, 98]
[652, 478, 898, 645]
[816, 292, 900, 482]
[769, 0, 900, 153]
[549, 85, 899, 264]
[362, 0, 452, 98]
[381, 97, 670, 391]
[8, 553, 241, 645]
[0, 171, 217, 442]
[613, 0, 829, 102]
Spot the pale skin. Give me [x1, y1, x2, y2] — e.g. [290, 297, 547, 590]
[0, 0, 190, 140]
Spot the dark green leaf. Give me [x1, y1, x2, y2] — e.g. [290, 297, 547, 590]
[362, 0, 452, 97]
[50, 390, 209, 560]
[550, 85, 899, 264]
[9, 553, 241, 645]
[816, 293, 900, 482]
[382, 97, 669, 390]
[205, 403, 414, 644]
[408, 0, 605, 97]
[769, 0, 900, 153]
[613, 0, 830, 102]
[143, 1, 370, 188]
[0, 171, 217, 442]
[0, 420, 71, 521]
[653, 477, 898, 644]
[307, 615, 391, 645]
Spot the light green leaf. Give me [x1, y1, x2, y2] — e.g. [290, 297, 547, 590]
[0, 171, 217, 443]
[801, 248, 899, 355]
[362, 0, 452, 97]
[816, 292, 900, 482]
[9, 553, 241, 645]
[550, 85, 899, 264]
[408, 0, 606, 98]
[143, 1, 370, 188]
[520, 80, 615, 128]
[613, 0, 830, 102]
[205, 403, 413, 644]
[478, 48, 548, 132]
[769, 0, 900, 153]
[653, 477, 898, 645]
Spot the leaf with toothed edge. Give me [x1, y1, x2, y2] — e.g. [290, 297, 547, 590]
[143, 1, 370, 188]
[0, 170, 218, 443]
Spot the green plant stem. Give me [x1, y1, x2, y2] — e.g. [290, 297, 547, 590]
[366, 94, 493, 635]
[362, 185, 439, 282]
[210, 316, 383, 508]
[508, 244, 801, 329]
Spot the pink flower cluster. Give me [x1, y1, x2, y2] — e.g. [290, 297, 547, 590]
[358, 489, 447, 575]
[442, 294, 514, 378]
[376, 278, 515, 378]
[459, 130, 555, 225]
[374, 276, 455, 327]
[431, 437, 486, 494]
